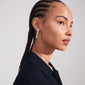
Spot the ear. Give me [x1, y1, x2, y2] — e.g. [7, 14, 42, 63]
[32, 17, 41, 31]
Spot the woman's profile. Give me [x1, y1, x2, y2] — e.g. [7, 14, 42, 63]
[13, 0, 73, 85]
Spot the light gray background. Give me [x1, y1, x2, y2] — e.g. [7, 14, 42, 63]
[0, 0, 85, 85]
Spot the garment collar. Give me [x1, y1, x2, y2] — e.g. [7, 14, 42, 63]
[27, 51, 56, 77]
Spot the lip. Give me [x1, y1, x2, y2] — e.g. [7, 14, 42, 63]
[62, 39, 70, 45]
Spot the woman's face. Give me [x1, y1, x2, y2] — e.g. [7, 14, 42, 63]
[40, 2, 73, 51]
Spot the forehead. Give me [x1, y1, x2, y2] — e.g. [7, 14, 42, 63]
[45, 2, 73, 21]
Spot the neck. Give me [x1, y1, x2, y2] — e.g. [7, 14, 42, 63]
[32, 38, 55, 66]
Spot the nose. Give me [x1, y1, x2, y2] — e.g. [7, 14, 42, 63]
[65, 26, 73, 37]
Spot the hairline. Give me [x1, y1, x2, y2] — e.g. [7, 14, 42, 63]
[37, 1, 67, 24]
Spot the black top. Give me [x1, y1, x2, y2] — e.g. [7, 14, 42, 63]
[13, 51, 63, 85]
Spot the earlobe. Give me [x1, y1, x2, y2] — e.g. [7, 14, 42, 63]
[32, 17, 40, 31]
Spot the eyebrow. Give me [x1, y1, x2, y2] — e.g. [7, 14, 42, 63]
[55, 16, 73, 24]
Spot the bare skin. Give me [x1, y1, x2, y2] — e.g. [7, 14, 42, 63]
[32, 2, 73, 71]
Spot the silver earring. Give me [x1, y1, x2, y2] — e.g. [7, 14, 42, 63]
[36, 28, 39, 39]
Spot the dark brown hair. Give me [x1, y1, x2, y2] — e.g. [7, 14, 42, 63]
[19, 0, 65, 70]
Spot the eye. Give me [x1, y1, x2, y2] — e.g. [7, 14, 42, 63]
[58, 21, 64, 25]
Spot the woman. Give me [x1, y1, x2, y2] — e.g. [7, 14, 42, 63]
[13, 0, 73, 85]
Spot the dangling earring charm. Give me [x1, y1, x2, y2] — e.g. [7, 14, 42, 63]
[36, 28, 39, 39]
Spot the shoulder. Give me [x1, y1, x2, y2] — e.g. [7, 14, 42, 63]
[16, 60, 43, 84]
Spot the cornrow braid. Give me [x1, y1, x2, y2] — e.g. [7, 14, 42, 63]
[19, 0, 65, 70]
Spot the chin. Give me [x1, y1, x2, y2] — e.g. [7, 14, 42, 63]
[56, 46, 67, 51]
[60, 48, 66, 51]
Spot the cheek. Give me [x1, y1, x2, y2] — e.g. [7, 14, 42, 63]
[41, 22, 65, 48]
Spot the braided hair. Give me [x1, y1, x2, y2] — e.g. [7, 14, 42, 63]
[19, 0, 65, 70]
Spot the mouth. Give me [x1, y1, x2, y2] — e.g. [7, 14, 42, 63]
[62, 39, 70, 45]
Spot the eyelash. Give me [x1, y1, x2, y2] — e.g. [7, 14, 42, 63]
[58, 21, 73, 28]
[58, 21, 64, 25]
